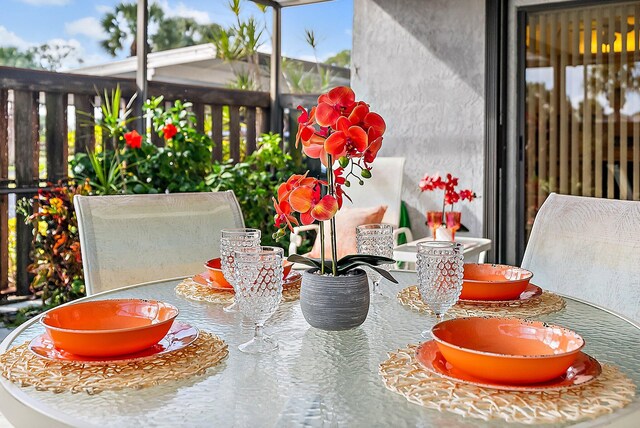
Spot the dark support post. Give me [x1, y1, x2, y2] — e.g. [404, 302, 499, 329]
[46, 93, 68, 182]
[135, 0, 148, 134]
[0, 90, 8, 291]
[270, 5, 282, 134]
[484, 0, 508, 263]
[14, 91, 38, 296]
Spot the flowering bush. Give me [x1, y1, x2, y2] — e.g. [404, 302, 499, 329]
[18, 181, 91, 306]
[274, 86, 395, 280]
[419, 173, 476, 213]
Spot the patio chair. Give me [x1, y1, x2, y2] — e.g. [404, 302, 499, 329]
[521, 193, 640, 322]
[288, 157, 413, 256]
[75, 191, 245, 295]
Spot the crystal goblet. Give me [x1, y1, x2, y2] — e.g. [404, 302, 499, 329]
[356, 223, 394, 298]
[220, 228, 261, 312]
[234, 246, 284, 354]
[416, 241, 463, 336]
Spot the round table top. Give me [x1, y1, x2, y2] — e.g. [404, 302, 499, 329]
[1, 270, 639, 427]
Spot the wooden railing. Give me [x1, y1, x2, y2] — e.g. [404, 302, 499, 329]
[0, 65, 317, 295]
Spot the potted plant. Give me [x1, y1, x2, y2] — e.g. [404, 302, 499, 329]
[419, 173, 476, 240]
[273, 86, 397, 331]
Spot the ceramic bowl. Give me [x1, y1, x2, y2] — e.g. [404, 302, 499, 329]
[461, 264, 533, 301]
[40, 299, 179, 357]
[205, 258, 293, 288]
[204, 258, 233, 288]
[431, 317, 585, 384]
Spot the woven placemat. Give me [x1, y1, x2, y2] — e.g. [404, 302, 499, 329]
[175, 275, 301, 304]
[398, 285, 565, 318]
[0, 332, 227, 395]
[380, 344, 636, 424]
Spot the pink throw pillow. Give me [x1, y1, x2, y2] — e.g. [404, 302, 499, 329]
[307, 205, 388, 260]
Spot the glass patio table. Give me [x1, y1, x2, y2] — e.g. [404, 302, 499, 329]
[1, 270, 639, 427]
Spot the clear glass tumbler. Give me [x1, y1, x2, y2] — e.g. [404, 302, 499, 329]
[416, 241, 463, 333]
[233, 246, 284, 354]
[356, 224, 395, 297]
[220, 228, 261, 312]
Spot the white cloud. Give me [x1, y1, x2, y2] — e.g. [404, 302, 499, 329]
[65, 17, 106, 40]
[153, 1, 211, 25]
[0, 26, 32, 49]
[19, 0, 70, 5]
[95, 5, 111, 14]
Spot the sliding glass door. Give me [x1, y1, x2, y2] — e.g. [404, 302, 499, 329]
[524, 2, 640, 238]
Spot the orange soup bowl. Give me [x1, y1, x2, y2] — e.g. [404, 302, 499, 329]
[206, 258, 293, 287]
[431, 317, 585, 384]
[461, 264, 533, 301]
[40, 299, 179, 357]
[205, 258, 233, 289]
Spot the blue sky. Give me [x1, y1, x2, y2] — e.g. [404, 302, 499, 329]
[1, 0, 352, 68]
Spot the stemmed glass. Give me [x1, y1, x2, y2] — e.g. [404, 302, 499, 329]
[220, 228, 261, 313]
[416, 241, 463, 335]
[426, 211, 443, 240]
[356, 224, 395, 298]
[445, 211, 462, 241]
[233, 246, 283, 354]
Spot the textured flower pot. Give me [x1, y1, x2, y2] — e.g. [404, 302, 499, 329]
[300, 268, 370, 331]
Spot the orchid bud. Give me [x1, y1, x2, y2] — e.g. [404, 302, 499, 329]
[361, 169, 372, 179]
[345, 180, 351, 187]
[338, 156, 349, 168]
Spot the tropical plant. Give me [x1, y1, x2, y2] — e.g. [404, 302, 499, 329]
[18, 181, 91, 306]
[273, 86, 396, 281]
[325, 49, 351, 68]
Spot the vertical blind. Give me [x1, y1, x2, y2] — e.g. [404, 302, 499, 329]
[525, 3, 640, 236]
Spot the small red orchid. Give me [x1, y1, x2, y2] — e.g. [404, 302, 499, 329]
[124, 130, 142, 149]
[315, 86, 357, 127]
[420, 172, 477, 217]
[324, 117, 368, 157]
[163, 123, 178, 140]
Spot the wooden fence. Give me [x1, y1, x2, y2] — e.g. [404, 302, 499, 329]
[0, 65, 318, 295]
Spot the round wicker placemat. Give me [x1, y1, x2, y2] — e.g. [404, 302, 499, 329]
[175, 275, 301, 304]
[379, 344, 636, 424]
[0, 331, 228, 394]
[398, 285, 565, 318]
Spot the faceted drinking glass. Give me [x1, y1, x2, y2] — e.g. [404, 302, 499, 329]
[356, 224, 395, 297]
[416, 241, 463, 334]
[233, 246, 284, 354]
[220, 228, 261, 312]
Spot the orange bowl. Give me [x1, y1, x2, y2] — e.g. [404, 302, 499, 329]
[461, 264, 533, 301]
[205, 258, 233, 289]
[40, 299, 179, 357]
[431, 317, 585, 384]
[205, 258, 293, 287]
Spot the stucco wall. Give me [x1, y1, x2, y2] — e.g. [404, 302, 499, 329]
[352, 0, 486, 238]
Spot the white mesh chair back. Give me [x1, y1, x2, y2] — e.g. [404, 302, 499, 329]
[522, 193, 640, 322]
[75, 191, 244, 295]
[344, 157, 405, 226]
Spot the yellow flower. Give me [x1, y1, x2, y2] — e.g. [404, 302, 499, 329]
[38, 221, 48, 237]
[49, 197, 63, 212]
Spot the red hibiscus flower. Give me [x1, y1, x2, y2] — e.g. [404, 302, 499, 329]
[324, 117, 368, 157]
[163, 123, 178, 140]
[124, 130, 142, 149]
[315, 86, 357, 127]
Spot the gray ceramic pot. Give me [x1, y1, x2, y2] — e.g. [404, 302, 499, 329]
[300, 268, 370, 331]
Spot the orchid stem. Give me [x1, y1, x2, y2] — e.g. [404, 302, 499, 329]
[326, 154, 338, 276]
[319, 221, 325, 274]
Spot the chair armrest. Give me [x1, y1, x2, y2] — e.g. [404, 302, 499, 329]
[393, 227, 413, 246]
[289, 224, 320, 256]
